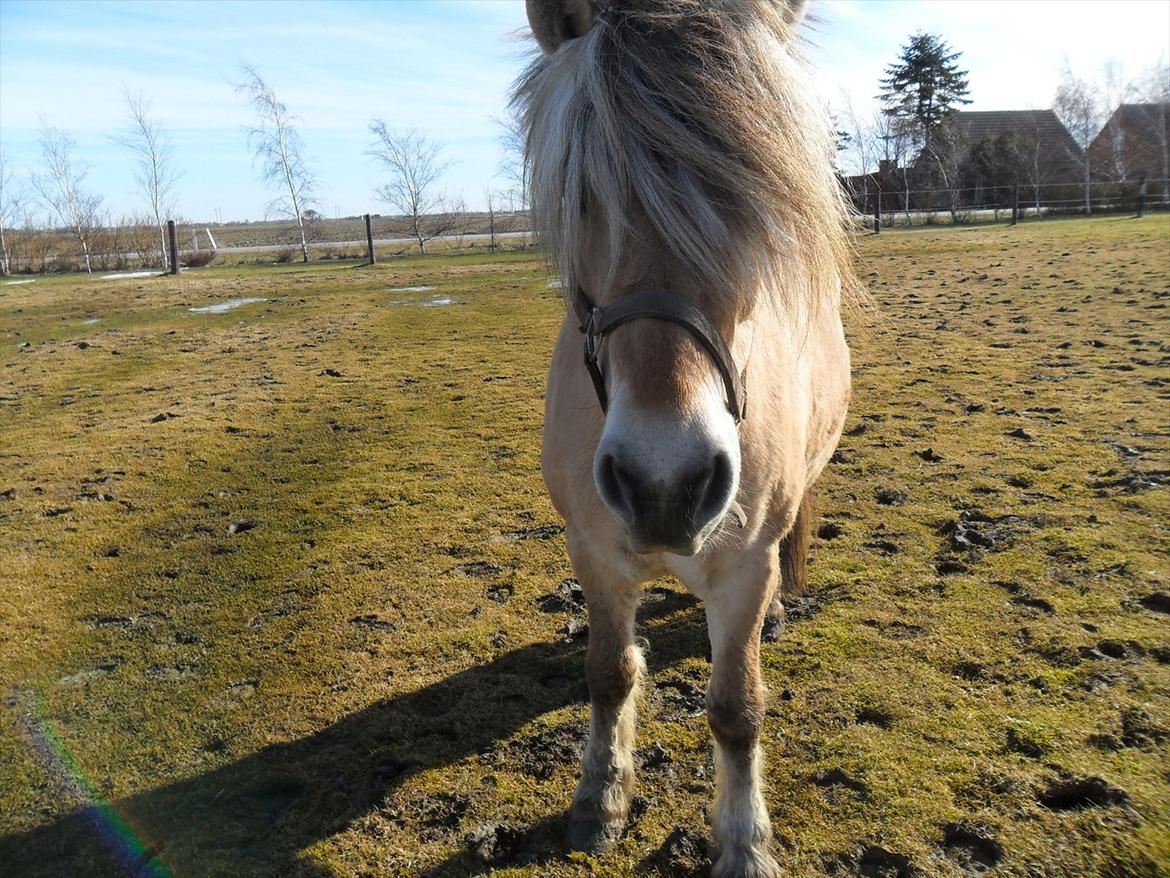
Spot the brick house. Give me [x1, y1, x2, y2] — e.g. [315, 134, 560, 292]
[1088, 102, 1170, 183]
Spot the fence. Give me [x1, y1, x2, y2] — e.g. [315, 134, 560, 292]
[849, 176, 1170, 232]
[4, 178, 1169, 274]
[0, 210, 535, 275]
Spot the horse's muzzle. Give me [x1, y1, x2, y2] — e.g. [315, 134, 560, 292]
[596, 449, 734, 554]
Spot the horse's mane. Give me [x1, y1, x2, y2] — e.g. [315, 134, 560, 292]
[511, 0, 859, 316]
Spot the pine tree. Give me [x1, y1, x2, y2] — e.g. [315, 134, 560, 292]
[878, 32, 971, 153]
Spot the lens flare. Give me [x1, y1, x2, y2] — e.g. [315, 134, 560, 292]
[17, 693, 175, 878]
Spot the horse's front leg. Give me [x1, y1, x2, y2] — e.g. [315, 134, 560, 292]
[705, 548, 781, 878]
[565, 535, 642, 854]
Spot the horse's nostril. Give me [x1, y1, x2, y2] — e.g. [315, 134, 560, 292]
[694, 452, 733, 525]
[595, 446, 734, 549]
[598, 453, 634, 514]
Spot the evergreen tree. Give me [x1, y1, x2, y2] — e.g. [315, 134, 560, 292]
[878, 32, 971, 152]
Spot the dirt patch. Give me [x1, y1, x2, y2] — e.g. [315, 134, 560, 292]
[941, 822, 1004, 874]
[536, 579, 584, 613]
[468, 821, 527, 864]
[448, 561, 504, 578]
[1038, 775, 1128, 810]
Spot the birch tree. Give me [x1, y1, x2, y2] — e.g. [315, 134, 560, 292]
[1099, 60, 1131, 180]
[366, 121, 454, 255]
[1054, 65, 1103, 214]
[840, 94, 883, 211]
[238, 65, 316, 263]
[485, 187, 499, 251]
[116, 90, 178, 269]
[1134, 58, 1170, 201]
[496, 112, 528, 213]
[0, 152, 22, 275]
[32, 125, 102, 273]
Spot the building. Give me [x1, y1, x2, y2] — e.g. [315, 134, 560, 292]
[1088, 102, 1170, 183]
[840, 109, 1085, 213]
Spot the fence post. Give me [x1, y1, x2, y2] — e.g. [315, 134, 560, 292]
[873, 188, 881, 234]
[167, 220, 179, 275]
[1136, 175, 1147, 218]
[1011, 185, 1019, 225]
[364, 214, 376, 264]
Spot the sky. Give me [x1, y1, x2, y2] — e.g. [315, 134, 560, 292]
[1, 0, 1167, 223]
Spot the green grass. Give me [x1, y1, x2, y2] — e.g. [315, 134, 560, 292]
[1, 217, 1168, 877]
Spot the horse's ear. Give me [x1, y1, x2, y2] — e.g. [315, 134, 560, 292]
[526, 0, 597, 54]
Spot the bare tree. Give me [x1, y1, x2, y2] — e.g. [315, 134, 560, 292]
[31, 124, 102, 273]
[494, 112, 529, 215]
[484, 187, 499, 251]
[1054, 65, 1103, 214]
[1098, 60, 1134, 181]
[0, 152, 23, 275]
[116, 90, 178, 269]
[238, 64, 316, 263]
[924, 117, 968, 223]
[839, 94, 883, 214]
[1017, 124, 1048, 214]
[366, 121, 453, 255]
[1133, 57, 1170, 202]
[873, 112, 916, 225]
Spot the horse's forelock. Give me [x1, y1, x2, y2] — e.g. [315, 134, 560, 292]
[512, 0, 859, 316]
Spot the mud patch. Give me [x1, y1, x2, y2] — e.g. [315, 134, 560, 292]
[855, 844, 917, 878]
[649, 826, 710, 877]
[655, 678, 706, 719]
[448, 561, 504, 578]
[349, 614, 396, 631]
[1038, 775, 1128, 810]
[536, 579, 584, 613]
[493, 524, 565, 542]
[468, 821, 526, 864]
[506, 723, 583, 780]
[941, 823, 1004, 874]
[812, 767, 869, 799]
[940, 510, 1035, 560]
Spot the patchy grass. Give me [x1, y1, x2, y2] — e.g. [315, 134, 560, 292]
[1, 217, 1168, 877]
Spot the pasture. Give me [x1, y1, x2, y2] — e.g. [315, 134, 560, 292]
[1, 216, 1168, 877]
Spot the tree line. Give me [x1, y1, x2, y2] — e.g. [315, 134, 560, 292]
[0, 63, 528, 275]
[840, 32, 1170, 219]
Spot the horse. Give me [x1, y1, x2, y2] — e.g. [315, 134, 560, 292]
[512, 1, 857, 875]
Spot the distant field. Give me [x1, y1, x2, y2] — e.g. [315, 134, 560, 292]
[1, 217, 1167, 877]
[189, 211, 532, 250]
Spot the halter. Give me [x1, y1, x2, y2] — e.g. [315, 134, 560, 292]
[571, 287, 747, 423]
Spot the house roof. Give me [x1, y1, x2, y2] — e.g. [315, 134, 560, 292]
[950, 110, 1083, 159]
[1090, 102, 1170, 149]
[925, 109, 1084, 180]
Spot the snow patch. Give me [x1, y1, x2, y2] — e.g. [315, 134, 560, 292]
[189, 297, 265, 314]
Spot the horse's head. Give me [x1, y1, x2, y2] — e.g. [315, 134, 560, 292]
[579, 260, 746, 556]
[520, 0, 829, 555]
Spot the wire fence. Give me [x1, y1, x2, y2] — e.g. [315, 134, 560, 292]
[846, 177, 1170, 230]
[4, 176, 1168, 275]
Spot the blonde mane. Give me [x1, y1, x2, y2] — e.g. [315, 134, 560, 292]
[511, 0, 858, 314]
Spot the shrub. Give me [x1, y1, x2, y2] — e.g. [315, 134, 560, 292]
[273, 246, 296, 264]
[183, 250, 217, 268]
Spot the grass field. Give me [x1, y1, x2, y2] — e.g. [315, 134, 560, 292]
[1, 216, 1168, 878]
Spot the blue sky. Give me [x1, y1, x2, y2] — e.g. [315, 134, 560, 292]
[1, 0, 1167, 223]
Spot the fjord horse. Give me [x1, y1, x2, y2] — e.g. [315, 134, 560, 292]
[514, 1, 856, 874]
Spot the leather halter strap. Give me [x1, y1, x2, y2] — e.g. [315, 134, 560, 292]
[572, 287, 747, 423]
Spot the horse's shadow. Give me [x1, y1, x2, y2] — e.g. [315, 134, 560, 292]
[2, 592, 708, 877]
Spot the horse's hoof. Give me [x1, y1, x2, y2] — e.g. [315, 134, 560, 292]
[761, 599, 786, 642]
[711, 850, 783, 878]
[566, 814, 623, 854]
